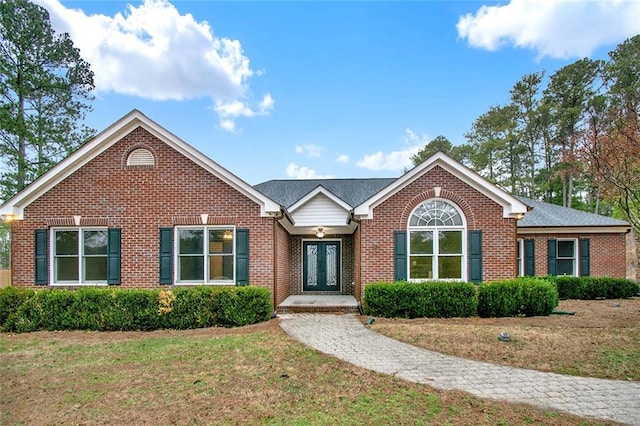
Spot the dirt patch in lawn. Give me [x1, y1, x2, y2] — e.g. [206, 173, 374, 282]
[370, 298, 640, 381]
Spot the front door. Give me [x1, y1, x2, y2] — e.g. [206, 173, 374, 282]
[303, 241, 340, 292]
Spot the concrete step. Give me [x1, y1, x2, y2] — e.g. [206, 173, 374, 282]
[277, 295, 361, 314]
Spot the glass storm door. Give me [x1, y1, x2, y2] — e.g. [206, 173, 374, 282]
[303, 241, 340, 292]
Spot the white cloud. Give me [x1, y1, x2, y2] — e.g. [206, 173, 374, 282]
[356, 129, 426, 172]
[35, 0, 273, 132]
[286, 163, 333, 179]
[336, 154, 350, 164]
[457, 0, 640, 59]
[295, 144, 324, 158]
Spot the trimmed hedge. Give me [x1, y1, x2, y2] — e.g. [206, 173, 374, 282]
[0, 286, 272, 333]
[477, 277, 558, 318]
[363, 281, 478, 318]
[551, 276, 639, 300]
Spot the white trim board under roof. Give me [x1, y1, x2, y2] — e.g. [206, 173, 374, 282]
[353, 151, 529, 219]
[0, 109, 281, 219]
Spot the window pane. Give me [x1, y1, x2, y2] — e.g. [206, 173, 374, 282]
[179, 230, 203, 254]
[56, 257, 78, 281]
[410, 256, 433, 279]
[410, 231, 433, 254]
[439, 231, 462, 254]
[179, 256, 204, 281]
[209, 255, 234, 280]
[84, 230, 107, 255]
[55, 231, 78, 255]
[557, 259, 575, 276]
[558, 240, 575, 258]
[209, 230, 233, 254]
[439, 256, 462, 279]
[84, 257, 107, 281]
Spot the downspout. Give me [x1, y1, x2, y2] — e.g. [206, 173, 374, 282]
[271, 206, 293, 317]
[348, 211, 364, 313]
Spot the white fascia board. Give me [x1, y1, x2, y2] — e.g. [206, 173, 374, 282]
[0, 109, 280, 219]
[353, 151, 528, 219]
[288, 186, 352, 213]
[517, 226, 631, 234]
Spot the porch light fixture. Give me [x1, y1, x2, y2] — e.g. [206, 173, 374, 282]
[315, 227, 325, 239]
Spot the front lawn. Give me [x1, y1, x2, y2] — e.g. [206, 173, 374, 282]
[0, 318, 617, 425]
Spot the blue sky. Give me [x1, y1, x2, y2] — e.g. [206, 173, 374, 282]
[36, 0, 640, 184]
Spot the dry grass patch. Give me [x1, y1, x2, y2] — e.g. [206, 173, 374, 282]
[1, 319, 618, 425]
[371, 298, 640, 381]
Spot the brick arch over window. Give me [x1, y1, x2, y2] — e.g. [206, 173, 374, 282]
[399, 189, 476, 230]
[123, 144, 157, 168]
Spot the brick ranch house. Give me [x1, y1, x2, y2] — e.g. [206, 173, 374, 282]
[0, 110, 631, 310]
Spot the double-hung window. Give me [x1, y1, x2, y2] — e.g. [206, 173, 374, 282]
[556, 239, 577, 276]
[408, 200, 466, 280]
[53, 228, 108, 284]
[176, 226, 235, 283]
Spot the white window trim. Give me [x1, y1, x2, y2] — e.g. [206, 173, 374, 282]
[174, 225, 236, 285]
[50, 227, 109, 286]
[407, 198, 467, 282]
[517, 238, 524, 277]
[556, 238, 578, 277]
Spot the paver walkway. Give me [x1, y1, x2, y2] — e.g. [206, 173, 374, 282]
[279, 314, 640, 425]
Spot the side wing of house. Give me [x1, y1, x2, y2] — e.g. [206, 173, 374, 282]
[1, 110, 282, 290]
[516, 197, 630, 279]
[353, 152, 528, 286]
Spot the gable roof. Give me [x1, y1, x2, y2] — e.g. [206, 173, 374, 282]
[517, 197, 630, 232]
[0, 109, 281, 219]
[254, 178, 395, 209]
[352, 151, 529, 219]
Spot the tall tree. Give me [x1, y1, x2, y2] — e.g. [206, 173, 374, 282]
[543, 59, 600, 208]
[410, 135, 468, 166]
[0, 0, 95, 201]
[464, 104, 518, 190]
[510, 72, 544, 199]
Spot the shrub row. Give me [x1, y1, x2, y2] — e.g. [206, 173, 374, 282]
[0, 286, 272, 333]
[364, 281, 478, 318]
[476, 277, 558, 318]
[363, 278, 559, 318]
[550, 276, 639, 300]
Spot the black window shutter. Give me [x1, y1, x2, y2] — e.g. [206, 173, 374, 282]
[393, 231, 407, 281]
[547, 239, 557, 276]
[159, 228, 173, 284]
[107, 228, 121, 285]
[468, 230, 482, 283]
[579, 238, 590, 277]
[34, 229, 48, 285]
[236, 229, 249, 286]
[524, 239, 535, 276]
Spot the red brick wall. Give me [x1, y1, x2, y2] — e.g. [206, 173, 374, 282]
[274, 222, 290, 306]
[359, 166, 518, 288]
[520, 232, 627, 278]
[11, 126, 275, 290]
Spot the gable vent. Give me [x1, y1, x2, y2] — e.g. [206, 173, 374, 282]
[127, 148, 155, 166]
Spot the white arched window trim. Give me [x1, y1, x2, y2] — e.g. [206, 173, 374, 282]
[407, 198, 467, 281]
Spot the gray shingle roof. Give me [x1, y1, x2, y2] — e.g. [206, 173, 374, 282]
[253, 180, 629, 228]
[516, 197, 629, 228]
[254, 178, 395, 208]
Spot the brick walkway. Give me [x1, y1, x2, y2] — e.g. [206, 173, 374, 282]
[279, 314, 640, 425]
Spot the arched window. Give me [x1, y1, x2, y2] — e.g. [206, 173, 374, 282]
[408, 199, 466, 280]
[126, 148, 155, 166]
